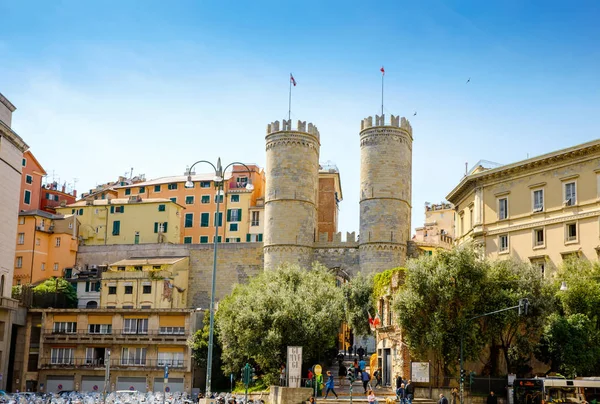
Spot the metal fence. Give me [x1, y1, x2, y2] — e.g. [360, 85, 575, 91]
[425, 376, 509, 395]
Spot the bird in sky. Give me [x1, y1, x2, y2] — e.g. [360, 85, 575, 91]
[413, 111, 417, 116]
[466, 77, 471, 84]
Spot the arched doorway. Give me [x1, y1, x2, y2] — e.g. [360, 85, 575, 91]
[86, 301, 98, 309]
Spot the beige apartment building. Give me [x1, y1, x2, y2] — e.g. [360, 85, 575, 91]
[413, 202, 454, 254]
[0, 92, 27, 391]
[447, 139, 600, 274]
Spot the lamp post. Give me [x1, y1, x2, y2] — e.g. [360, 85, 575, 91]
[185, 158, 254, 398]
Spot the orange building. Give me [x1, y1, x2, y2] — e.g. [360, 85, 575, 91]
[19, 150, 46, 212]
[14, 210, 79, 285]
[113, 165, 265, 244]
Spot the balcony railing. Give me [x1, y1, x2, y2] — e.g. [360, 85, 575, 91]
[40, 358, 187, 369]
[43, 329, 189, 343]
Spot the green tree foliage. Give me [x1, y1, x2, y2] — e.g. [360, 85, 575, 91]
[536, 313, 600, 377]
[32, 277, 77, 308]
[343, 272, 374, 337]
[553, 259, 600, 325]
[188, 310, 229, 390]
[481, 260, 553, 375]
[393, 247, 488, 377]
[373, 267, 405, 298]
[215, 263, 344, 385]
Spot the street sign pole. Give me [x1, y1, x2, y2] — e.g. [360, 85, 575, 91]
[163, 365, 169, 404]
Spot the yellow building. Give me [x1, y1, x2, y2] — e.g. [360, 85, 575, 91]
[100, 257, 189, 309]
[15, 308, 195, 394]
[447, 139, 600, 273]
[56, 198, 183, 245]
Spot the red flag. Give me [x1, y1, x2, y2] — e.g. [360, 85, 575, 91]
[290, 74, 297, 86]
[373, 312, 381, 328]
[368, 313, 375, 330]
[380, 66, 385, 75]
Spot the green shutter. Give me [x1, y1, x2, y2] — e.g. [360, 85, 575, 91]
[227, 209, 231, 222]
[163, 222, 168, 233]
[154, 222, 158, 233]
[238, 209, 242, 221]
[121, 206, 124, 213]
[246, 234, 251, 242]
[79, 209, 84, 215]
[258, 234, 263, 242]
[72, 209, 75, 214]
[110, 206, 114, 214]
[125, 189, 131, 195]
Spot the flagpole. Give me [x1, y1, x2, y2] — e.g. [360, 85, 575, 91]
[289, 73, 292, 121]
[381, 70, 384, 118]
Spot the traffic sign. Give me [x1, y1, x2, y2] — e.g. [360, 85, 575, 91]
[314, 365, 322, 375]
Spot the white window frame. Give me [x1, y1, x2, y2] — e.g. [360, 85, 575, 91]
[565, 221, 578, 243]
[123, 318, 148, 334]
[251, 211, 259, 226]
[55, 237, 61, 247]
[50, 348, 74, 365]
[499, 234, 509, 253]
[564, 181, 577, 206]
[533, 228, 545, 248]
[17, 233, 24, 245]
[53, 263, 59, 271]
[498, 198, 508, 220]
[159, 326, 185, 335]
[16, 256, 22, 268]
[185, 195, 195, 205]
[88, 324, 112, 334]
[121, 347, 147, 366]
[157, 351, 184, 367]
[532, 189, 544, 213]
[53, 321, 77, 334]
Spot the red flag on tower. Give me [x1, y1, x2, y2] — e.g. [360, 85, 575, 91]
[380, 66, 385, 75]
[290, 74, 297, 86]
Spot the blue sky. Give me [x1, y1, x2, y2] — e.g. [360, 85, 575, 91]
[2, 0, 600, 236]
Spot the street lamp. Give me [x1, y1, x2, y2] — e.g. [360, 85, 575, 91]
[185, 158, 254, 398]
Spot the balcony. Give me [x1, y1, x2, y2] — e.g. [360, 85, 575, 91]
[42, 329, 189, 344]
[39, 358, 187, 370]
[0, 297, 19, 310]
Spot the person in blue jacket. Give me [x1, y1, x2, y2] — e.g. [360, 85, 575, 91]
[324, 370, 339, 399]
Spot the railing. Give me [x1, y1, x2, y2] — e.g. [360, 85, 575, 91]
[40, 358, 187, 369]
[228, 181, 250, 190]
[0, 297, 19, 310]
[43, 329, 188, 337]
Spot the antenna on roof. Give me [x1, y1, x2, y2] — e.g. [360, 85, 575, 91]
[465, 162, 468, 176]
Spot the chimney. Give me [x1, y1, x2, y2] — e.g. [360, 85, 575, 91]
[73, 189, 77, 198]
[62, 184, 66, 193]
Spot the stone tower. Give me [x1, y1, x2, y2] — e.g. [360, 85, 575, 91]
[359, 114, 413, 273]
[263, 119, 320, 270]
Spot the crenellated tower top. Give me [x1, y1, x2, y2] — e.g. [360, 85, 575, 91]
[360, 114, 412, 137]
[267, 119, 320, 140]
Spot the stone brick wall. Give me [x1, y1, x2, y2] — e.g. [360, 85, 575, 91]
[264, 120, 320, 270]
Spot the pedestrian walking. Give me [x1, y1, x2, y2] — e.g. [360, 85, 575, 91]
[358, 346, 365, 360]
[397, 383, 406, 404]
[395, 375, 404, 401]
[353, 345, 357, 356]
[367, 389, 378, 404]
[359, 358, 366, 376]
[362, 369, 371, 394]
[324, 371, 339, 399]
[405, 380, 414, 404]
[439, 394, 449, 404]
[487, 391, 498, 404]
[280, 364, 286, 386]
[338, 363, 347, 387]
[354, 358, 359, 379]
[451, 388, 459, 404]
[374, 368, 382, 388]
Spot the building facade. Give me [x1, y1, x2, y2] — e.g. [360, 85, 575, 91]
[113, 165, 266, 245]
[16, 308, 195, 394]
[447, 139, 600, 273]
[318, 163, 342, 241]
[56, 198, 183, 246]
[19, 151, 47, 212]
[0, 92, 27, 391]
[40, 181, 77, 214]
[13, 210, 79, 285]
[413, 202, 454, 254]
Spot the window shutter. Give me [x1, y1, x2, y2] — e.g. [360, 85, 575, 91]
[246, 234, 251, 242]
[237, 209, 242, 221]
[163, 222, 168, 233]
[110, 206, 114, 214]
[227, 209, 231, 222]
[258, 234, 263, 242]
[79, 209, 84, 215]
[121, 206, 125, 213]
[154, 222, 158, 233]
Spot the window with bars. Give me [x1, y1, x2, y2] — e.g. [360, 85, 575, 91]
[53, 322, 77, 334]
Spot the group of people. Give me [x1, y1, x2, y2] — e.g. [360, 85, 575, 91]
[395, 375, 415, 404]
